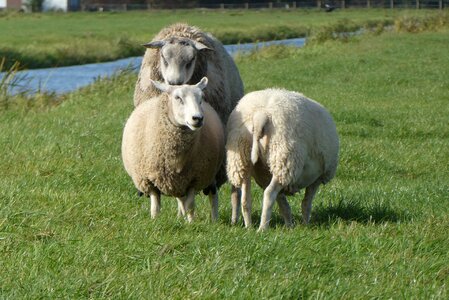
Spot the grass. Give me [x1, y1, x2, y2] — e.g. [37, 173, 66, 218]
[1, 9, 447, 69]
[1, 28, 449, 297]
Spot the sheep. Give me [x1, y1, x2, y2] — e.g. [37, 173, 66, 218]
[122, 77, 225, 222]
[134, 23, 244, 124]
[133, 23, 243, 214]
[226, 89, 339, 231]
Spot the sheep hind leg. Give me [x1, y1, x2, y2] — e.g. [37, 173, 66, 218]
[230, 185, 241, 225]
[241, 178, 252, 228]
[149, 191, 161, 219]
[258, 177, 283, 232]
[276, 193, 293, 228]
[301, 181, 321, 225]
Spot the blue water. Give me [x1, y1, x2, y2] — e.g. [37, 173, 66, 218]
[2, 38, 306, 95]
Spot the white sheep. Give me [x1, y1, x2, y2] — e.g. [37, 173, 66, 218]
[122, 77, 225, 222]
[134, 23, 243, 212]
[226, 89, 339, 231]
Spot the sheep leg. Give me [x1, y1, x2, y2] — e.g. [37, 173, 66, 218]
[177, 198, 185, 217]
[149, 191, 161, 219]
[182, 188, 196, 223]
[208, 191, 218, 222]
[241, 178, 252, 228]
[276, 193, 293, 227]
[230, 185, 241, 225]
[301, 181, 320, 225]
[258, 177, 283, 231]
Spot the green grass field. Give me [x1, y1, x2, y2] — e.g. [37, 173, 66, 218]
[1, 9, 446, 69]
[1, 16, 449, 298]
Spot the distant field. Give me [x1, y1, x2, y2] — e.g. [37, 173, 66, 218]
[0, 27, 448, 297]
[0, 8, 445, 68]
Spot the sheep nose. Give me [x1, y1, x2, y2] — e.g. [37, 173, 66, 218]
[192, 115, 204, 127]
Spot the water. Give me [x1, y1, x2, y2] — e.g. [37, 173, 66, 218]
[2, 37, 306, 95]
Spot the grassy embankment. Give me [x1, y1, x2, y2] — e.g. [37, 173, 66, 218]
[0, 8, 446, 69]
[0, 20, 448, 297]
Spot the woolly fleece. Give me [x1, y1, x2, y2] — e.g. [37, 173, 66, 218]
[226, 88, 339, 192]
[122, 92, 225, 198]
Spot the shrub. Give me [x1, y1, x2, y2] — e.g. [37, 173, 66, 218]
[395, 13, 449, 33]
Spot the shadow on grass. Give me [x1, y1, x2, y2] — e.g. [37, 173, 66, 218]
[132, 188, 411, 229]
[311, 199, 410, 226]
[233, 199, 411, 229]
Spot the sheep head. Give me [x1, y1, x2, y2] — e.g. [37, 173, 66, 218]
[144, 37, 212, 86]
[151, 77, 208, 131]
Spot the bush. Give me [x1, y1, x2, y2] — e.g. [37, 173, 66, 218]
[395, 12, 449, 33]
[27, 0, 44, 12]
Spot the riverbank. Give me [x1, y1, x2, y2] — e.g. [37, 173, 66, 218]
[1, 9, 445, 69]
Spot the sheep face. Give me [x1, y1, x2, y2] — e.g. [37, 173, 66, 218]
[144, 37, 211, 86]
[152, 77, 209, 131]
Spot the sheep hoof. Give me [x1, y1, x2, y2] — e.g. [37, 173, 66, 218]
[257, 226, 268, 233]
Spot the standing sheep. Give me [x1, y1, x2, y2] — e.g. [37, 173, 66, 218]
[122, 77, 225, 222]
[134, 23, 244, 124]
[226, 89, 339, 231]
[134, 23, 243, 212]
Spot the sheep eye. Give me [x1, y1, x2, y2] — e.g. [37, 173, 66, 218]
[175, 96, 183, 103]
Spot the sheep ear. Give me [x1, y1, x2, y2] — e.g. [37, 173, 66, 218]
[196, 77, 208, 90]
[192, 40, 213, 52]
[151, 80, 169, 92]
[143, 40, 166, 49]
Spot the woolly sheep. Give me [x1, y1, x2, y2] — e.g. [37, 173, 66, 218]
[134, 23, 243, 211]
[226, 89, 339, 231]
[122, 77, 225, 222]
[134, 23, 244, 124]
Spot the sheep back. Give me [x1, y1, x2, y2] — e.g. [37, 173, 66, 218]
[122, 94, 225, 197]
[226, 89, 339, 190]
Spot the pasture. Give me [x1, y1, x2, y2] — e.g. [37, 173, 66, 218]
[0, 8, 444, 68]
[1, 12, 449, 299]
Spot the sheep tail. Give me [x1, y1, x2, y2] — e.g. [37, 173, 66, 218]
[251, 111, 268, 165]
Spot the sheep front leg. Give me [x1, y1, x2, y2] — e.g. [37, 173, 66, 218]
[149, 191, 161, 219]
[177, 198, 185, 217]
[276, 193, 293, 228]
[241, 177, 252, 228]
[180, 188, 195, 223]
[301, 181, 320, 225]
[230, 185, 241, 225]
[258, 177, 283, 231]
[209, 191, 218, 222]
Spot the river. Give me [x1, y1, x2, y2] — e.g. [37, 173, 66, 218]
[2, 38, 306, 95]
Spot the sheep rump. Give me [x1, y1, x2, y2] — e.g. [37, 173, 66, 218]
[226, 88, 339, 230]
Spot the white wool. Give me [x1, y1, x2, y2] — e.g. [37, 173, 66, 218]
[226, 88, 339, 230]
